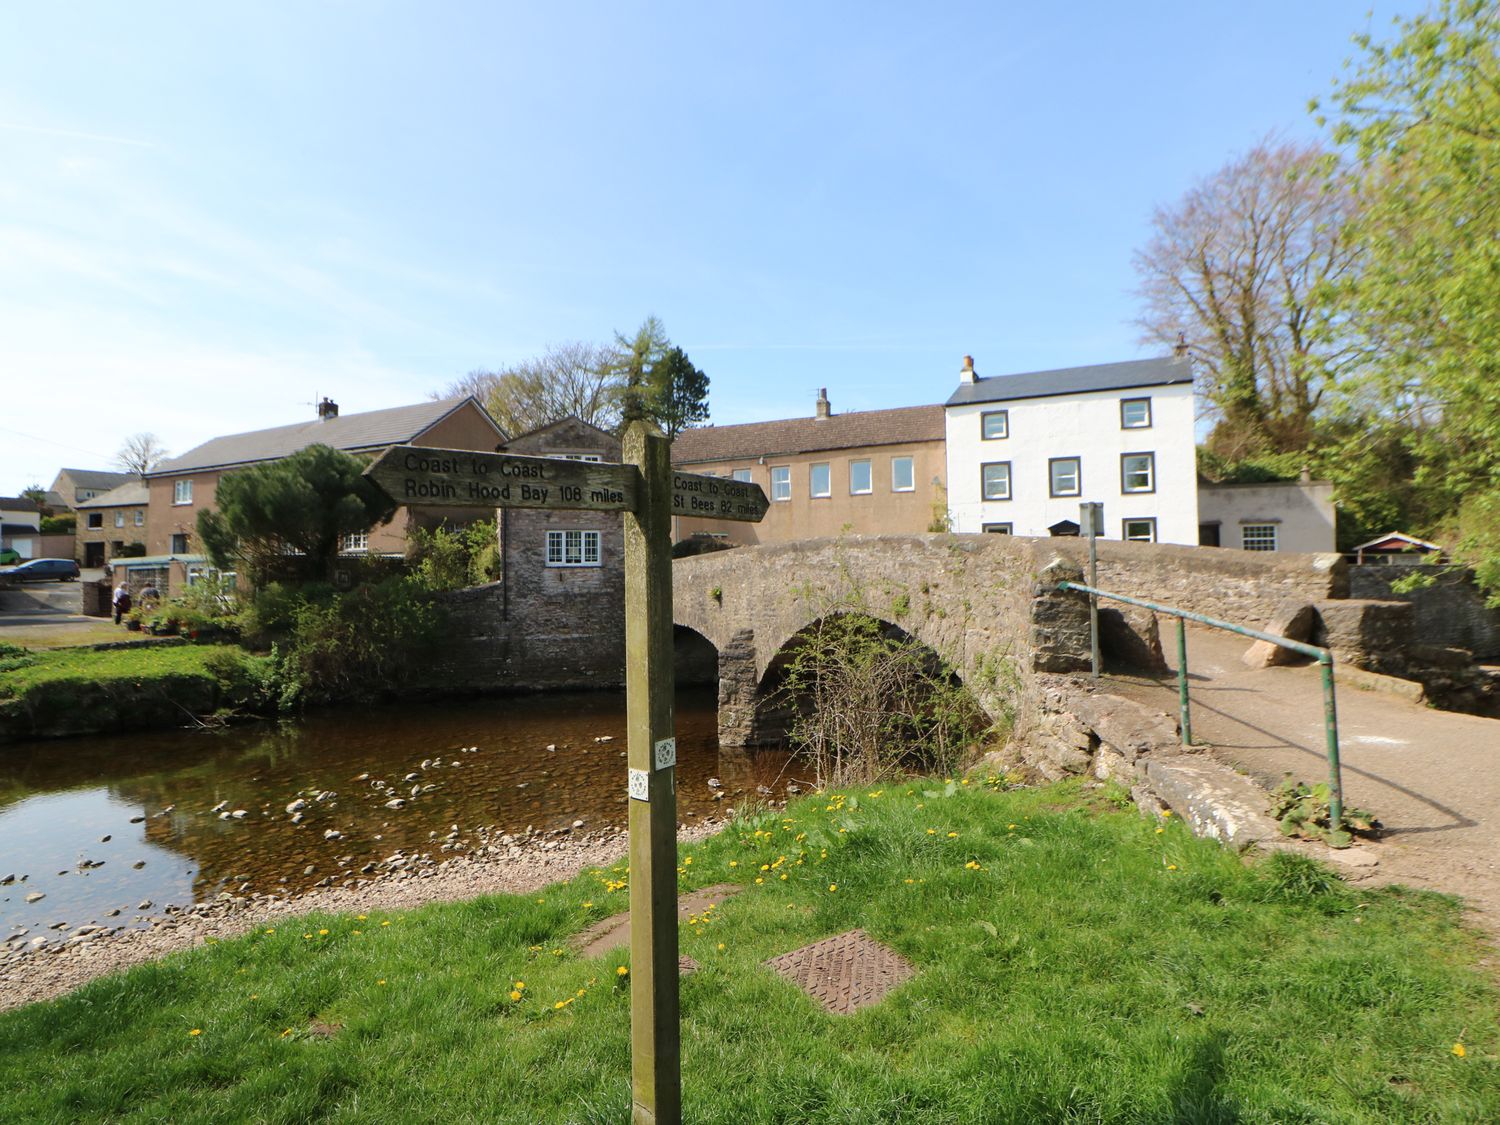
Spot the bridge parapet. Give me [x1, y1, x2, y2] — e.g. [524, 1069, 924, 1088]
[674, 534, 1352, 751]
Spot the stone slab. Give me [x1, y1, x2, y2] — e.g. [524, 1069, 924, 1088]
[572, 883, 740, 959]
[1142, 755, 1282, 850]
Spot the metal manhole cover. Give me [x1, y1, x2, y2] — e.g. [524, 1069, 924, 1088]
[764, 929, 915, 1014]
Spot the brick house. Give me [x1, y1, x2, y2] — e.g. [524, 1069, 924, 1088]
[115, 396, 504, 595]
[670, 390, 948, 546]
[74, 480, 150, 568]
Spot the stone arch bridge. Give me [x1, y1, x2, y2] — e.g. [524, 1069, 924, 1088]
[672, 534, 1346, 748]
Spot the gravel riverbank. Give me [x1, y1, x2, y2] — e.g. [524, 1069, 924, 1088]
[1, 817, 728, 1013]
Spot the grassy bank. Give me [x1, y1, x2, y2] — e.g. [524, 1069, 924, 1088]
[0, 643, 270, 741]
[2, 780, 1497, 1121]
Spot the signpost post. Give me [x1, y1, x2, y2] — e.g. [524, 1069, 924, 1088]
[366, 424, 767, 1125]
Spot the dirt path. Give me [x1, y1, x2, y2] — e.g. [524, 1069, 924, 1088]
[1108, 626, 1500, 936]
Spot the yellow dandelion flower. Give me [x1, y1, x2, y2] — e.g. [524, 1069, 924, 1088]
[947, 832, 959, 838]
[514, 980, 525, 989]
[280, 1027, 293, 1038]
[189, 1028, 202, 1037]
[378, 979, 387, 985]
[617, 965, 629, 977]
[1007, 824, 1017, 830]
[760, 863, 770, 871]
[1156, 828, 1165, 835]
[352, 929, 362, 935]
[755, 877, 764, 884]
[926, 828, 937, 835]
[318, 928, 329, 936]
[684, 857, 693, 865]
[303, 933, 312, 939]
[1167, 864, 1178, 871]
[717, 942, 726, 951]
[264, 928, 275, 935]
[381, 920, 391, 927]
[729, 860, 738, 868]
[904, 878, 915, 884]
[582, 901, 593, 909]
[1453, 1042, 1467, 1058]
[356, 914, 367, 921]
[249, 994, 258, 1000]
[780, 873, 788, 881]
[1162, 810, 1173, 818]
[577, 989, 586, 997]
[509, 990, 522, 1002]
[828, 883, 838, 892]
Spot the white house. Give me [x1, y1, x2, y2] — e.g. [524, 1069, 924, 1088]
[0, 495, 42, 559]
[944, 355, 1198, 543]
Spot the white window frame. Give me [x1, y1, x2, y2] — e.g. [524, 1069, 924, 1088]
[546, 529, 601, 567]
[134, 509, 144, 527]
[1241, 524, 1278, 552]
[1121, 453, 1155, 494]
[1048, 457, 1081, 498]
[173, 480, 193, 505]
[809, 462, 831, 498]
[1121, 398, 1152, 429]
[982, 522, 1013, 534]
[1123, 518, 1157, 543]
[849, 459, 872, 495]
[981, 410, 1008, 440]
[771, 466, 791, 502]
[114, 512, 125, 528]
[891, 456, 914, 493]
[341, 531, 369, 553]
[87, 512, 103, 530]
[560, 453, 603, 463]
[981, 461, 1011, 501]
[731, 469, 751, 483]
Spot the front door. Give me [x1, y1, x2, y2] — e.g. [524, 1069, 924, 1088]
[84, 542, 105, 567]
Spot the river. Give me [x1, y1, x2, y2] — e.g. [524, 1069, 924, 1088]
[0, 688, 797, 945]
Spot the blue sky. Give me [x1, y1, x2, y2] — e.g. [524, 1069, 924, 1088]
[0, 1, 1414, 492]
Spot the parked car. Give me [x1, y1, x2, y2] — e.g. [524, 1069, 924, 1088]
[0, 548, 19, 565]
[0, 558, 81, 583]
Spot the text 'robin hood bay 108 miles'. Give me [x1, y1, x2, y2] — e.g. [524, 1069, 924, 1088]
[365, 444, 770, 521]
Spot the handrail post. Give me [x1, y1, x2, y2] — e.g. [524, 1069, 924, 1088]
[1320, 655, 1344, 834]
[1175, 616, 1192, 747]
[1080, 502, 1101, 679]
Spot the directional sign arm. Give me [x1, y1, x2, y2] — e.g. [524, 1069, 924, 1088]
[365, 445, 638, 512]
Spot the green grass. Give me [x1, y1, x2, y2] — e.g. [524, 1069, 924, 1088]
[0, 643, 266, 740]
[0, 642, 240, 696]
[2, 779, 1497, 1122]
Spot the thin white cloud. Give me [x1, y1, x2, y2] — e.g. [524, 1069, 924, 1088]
[0, 120, 158, 149]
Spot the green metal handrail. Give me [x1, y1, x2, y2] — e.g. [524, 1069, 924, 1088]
[1057, 580, 1344, 834]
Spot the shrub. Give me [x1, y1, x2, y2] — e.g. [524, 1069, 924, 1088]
[407, 520, 500, 591]
[777, 612, 989, 787]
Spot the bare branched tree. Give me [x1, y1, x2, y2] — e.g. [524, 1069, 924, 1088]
[1134, 139, 1363, 457]
[115, 433, 170, 475]
[442, 342, 623, 437]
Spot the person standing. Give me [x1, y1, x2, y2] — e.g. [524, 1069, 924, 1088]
[112, 582, 132, 625]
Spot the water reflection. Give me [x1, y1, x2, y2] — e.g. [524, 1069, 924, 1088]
[0, 688, 797, 938]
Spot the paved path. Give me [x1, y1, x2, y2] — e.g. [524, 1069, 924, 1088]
[0, 576, 116, 647]
[1107, 626, 1500, 936]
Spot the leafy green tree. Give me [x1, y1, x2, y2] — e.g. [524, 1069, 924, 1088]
[1321, 0, 1500, 588]
[644, 345, 710, 438]
[198, 445, 395, 584]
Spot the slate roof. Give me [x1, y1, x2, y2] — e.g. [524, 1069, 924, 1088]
[945, 356, 1192, 408]
[0, 496, 41, 512]
[55, 468, 134, 492]
[150, 397, 501, 475]
[671, 404, 945, 465]
[76, 481, 150, 508]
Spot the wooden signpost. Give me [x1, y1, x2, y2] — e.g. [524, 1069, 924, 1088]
[366, 423, 767, 1125]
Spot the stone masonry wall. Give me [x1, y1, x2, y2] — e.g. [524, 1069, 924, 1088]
[1350, 565, 1500, 659]
[1043, 539, 1347, 629]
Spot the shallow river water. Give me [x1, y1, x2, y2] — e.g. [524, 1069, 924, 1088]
[0, 688, 795, 942]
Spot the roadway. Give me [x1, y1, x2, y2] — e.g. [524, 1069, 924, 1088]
[1107, 625, 1500, 936]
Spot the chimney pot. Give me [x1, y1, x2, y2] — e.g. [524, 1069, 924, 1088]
[960, 355, 977, 385]
[317, 397, 339, 421]
[815, 388, 831, 420]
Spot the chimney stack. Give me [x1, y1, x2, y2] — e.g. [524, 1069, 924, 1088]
[317, 397, 339, 421]
[815, 388, 831, 419]
[959, 355, 977, 384]
[1174, 333, 1190, 358]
